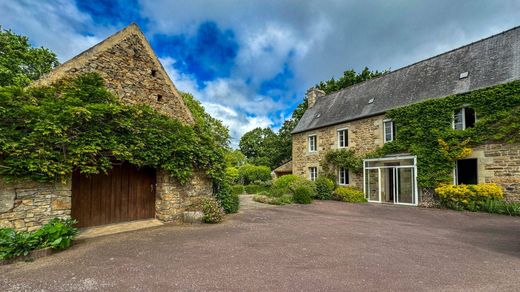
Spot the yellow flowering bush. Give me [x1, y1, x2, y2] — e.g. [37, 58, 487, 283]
[435, 183, 504, 209]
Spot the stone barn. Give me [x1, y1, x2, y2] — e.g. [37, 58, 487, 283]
[0, 23, 213, 231]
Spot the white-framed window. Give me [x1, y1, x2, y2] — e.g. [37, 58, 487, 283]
[384, 119, 395, 143]
[308, 134, 317, 152]
[338, 167, 349, 185]
[453, 107, 476, 130]
[337, 128, 348, 148]
[309, 167, 318, 181]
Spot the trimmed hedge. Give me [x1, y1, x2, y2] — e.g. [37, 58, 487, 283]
[293, 186, 313, 204]
[333, 186, 367, 203]
[231, 184, 245, 195]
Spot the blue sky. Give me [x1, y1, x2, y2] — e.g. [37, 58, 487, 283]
[1, 0, 519, 147]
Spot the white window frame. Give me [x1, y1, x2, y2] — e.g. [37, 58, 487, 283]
[383, 119, 394, 143]
[309, 167, 318, 181]
[337, 128, 348, 148]
[338, 167, 349, 185]
[308, 134, 317, 152]
[452, 107, 477, 130]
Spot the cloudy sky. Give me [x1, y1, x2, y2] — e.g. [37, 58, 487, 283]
[1, 0, 519, 146]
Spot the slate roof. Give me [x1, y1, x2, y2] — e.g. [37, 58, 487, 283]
[293, 26, 520, 134]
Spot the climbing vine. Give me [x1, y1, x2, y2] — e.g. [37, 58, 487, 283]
[370, 80, 520, 187]
[0, 73, 228, 188]
[321, 148, 363, 179]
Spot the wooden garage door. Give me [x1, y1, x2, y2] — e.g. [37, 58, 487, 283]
[71, 163, 156, 228]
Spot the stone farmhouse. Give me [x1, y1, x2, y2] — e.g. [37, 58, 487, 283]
[0, 24, 212, 231]
[292, 26, 520, 206]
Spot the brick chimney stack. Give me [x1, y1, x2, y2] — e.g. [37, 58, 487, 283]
[306, 88, 326, 108]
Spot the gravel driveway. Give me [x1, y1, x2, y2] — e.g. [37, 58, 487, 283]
[2, 195, 520, 291]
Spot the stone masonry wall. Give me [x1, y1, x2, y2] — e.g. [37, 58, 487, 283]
[0, 179, 71, 231]
[155, 170, 213, 222]
[466, 143, 520, 202]
[292, 114, 385, 188]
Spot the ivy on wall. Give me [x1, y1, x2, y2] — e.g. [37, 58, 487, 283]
[375, 80, 520, 187]
[0, 73, 227, 187]
[320, 81, 520, 188]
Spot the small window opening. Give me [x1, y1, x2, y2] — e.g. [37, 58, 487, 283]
[459, 72, 469, 79]
[383, 120, 395, 143]
[456, 159, 478, 185]
[157, 94, 163, 102]
[453, 107, 476, 130]
[151, 69, 157, 77]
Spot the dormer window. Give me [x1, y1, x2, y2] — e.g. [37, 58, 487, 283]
[453, 107, 476, 130]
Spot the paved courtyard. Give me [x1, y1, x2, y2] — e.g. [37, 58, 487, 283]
[2, 196, 520, 291]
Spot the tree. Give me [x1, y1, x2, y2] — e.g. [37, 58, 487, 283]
[238, 127, 278, 168]
[181, 92, 231, 150]
[224, 149, 246, 167]
[316, 67, 387, 94]
[0, 27, 59, 87]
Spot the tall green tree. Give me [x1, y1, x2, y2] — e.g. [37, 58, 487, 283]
[0, 27, 59, 87]
[181, 92, 231, 150]
[239, 127, 278, 168]
[316, 67, 387, 94]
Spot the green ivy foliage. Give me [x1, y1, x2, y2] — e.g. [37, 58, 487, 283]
[0, 73, 226, 188]
[374, 81, 520, 187]
[322, 148, 363, 177]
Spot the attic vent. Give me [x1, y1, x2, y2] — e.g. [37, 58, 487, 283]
[157, 94, 163, 102]
[368, 98, 375, 104]
[459, 72, 469, 79]
[151, 69, 157, 77]
[315, 113, 321, 118]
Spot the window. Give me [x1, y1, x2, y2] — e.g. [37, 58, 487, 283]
[337, 128, 348, 148]
[453, 107, 476, 130]
[151, 69, 157, 77]
[157, 94, 163, 102]
[338, 167, 349, 185]
[384, 120, 395, 143]
[456, 159, 478, 185]
[308, 135, 317, 152]
[309, 167, 318, 181]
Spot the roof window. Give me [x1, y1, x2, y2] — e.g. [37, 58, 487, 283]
[459, 72, 469, 79]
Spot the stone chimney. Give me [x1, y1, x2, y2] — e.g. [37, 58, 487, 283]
[306, 88, 326, 108]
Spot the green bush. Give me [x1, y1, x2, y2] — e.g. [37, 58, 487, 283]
[238, 164, 272, 184]
[435, 183, 504, 209]
[479, 199, 520, 216]
[245, 184, 268, 194]
[315, 177, 335, 200]
[253, 194, 293, 205]
[0, 218, 78, 260]
[214, 183, 240, 214]
[293, 186, 313, 204]
[231, 184, 245, 195]
[271, 174, 300, 196]
[333, 186, 367, 203]
[288, 179, 316, 195]
[189, 197, 224, 223]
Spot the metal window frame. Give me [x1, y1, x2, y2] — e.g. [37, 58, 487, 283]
[363, 155, 418, 206]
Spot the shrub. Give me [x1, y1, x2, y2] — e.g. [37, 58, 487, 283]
[315, 177, 335, 200]
[288, 179, 316, 195]
[214, 183, 239, 214]
[31, 218, 78, 250]
[271, 174, 300, 196]
[189, 197, 224, 223]
[435, 183, 504, 209]
[333, 186, 367, 203]
[293, 186, 313, 204]
[238, 164, 272, 184]
[231, 184, 245, 195]
[225, 167, 239, 184]
[0, 218, 78, 260]
[480, 199, 520, 216]
[245, 184, 268, 194]
[253, 194, 294, 205]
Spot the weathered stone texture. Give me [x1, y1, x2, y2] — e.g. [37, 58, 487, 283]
[466, 143, 520, 201]
[33, 24, 194, 124]
[0, 179, 72, 231]
[155, 170, 213, 222]
[292, 114, 385, 188]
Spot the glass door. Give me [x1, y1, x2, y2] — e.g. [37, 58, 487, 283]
[365, 168, 380, 202]
[395, 168, 415, 205]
